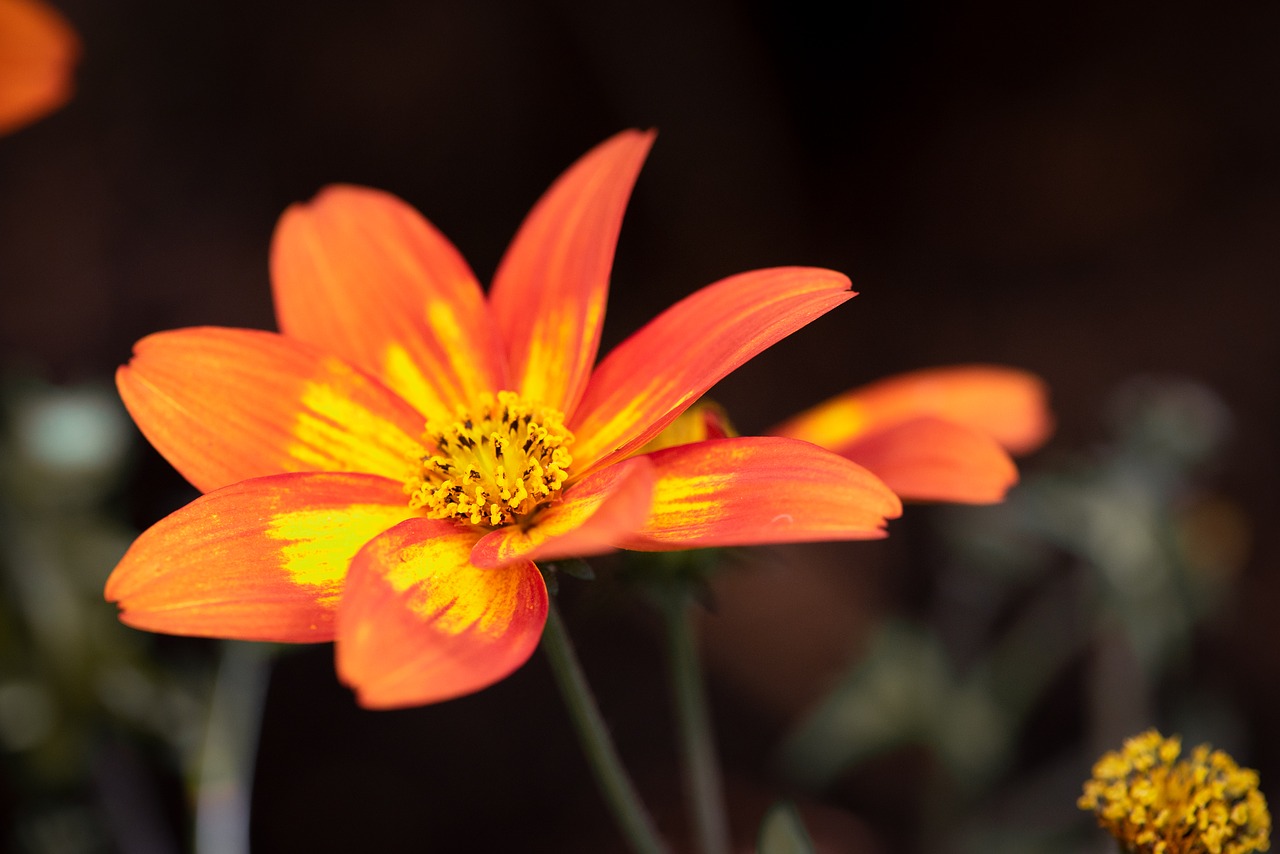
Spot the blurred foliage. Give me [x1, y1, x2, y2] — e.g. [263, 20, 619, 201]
[778, 376, 1249, 852]
[757, 801, 817, 854]
[0, 373, 1255, 854]
[0, 378, 234, 854]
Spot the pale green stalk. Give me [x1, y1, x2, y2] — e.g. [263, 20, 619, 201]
[662, 589, 731, 854]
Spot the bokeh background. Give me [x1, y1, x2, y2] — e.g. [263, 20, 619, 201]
[2, 0, 1278, 851]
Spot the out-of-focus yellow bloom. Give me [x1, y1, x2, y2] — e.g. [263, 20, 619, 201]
[1079, 729, 1270, 854]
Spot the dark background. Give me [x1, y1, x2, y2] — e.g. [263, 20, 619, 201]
[2, 1, 1278, 851]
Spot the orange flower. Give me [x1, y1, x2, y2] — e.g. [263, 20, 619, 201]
[106, 131, 902, 708]
[772, 366, 1053, 503]
[0, 0, 78, 135]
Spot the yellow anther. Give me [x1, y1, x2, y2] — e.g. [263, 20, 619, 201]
[1079, 729, 1271, 854]
[405, 391, 574, 527]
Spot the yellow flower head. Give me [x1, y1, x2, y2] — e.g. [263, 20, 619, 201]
[1079, 729, 1271, 854]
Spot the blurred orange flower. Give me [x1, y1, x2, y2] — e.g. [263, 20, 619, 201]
[0, 0, 78, 135]
[772, 366, 1052, 503]
[105, 131, 902, 708]
[663, 366, 1051, 504]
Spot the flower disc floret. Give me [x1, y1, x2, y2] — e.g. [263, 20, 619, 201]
[406, 390, 574, 527]
[1079, 729, 1271, 854]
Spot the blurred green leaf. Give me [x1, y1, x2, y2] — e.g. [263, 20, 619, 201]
[779, 621, 950, 788]
[555, 559, 595, 581]
[757, 802, 815, 854]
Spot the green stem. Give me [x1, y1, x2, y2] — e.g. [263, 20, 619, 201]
[542, 597, 669, 854]
[663, 589, 731, 854]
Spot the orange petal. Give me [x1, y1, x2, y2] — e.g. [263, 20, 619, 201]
[105, 473, 411, 643]
[0, 0, 78, 135]
[470, 456, 655, 568]
[117, 327, 425, 493]
[840, 416, 1019, 504]
[618, 437, 901, 550]
[336, 518, 548, 708]
[570, 268, 853, 473]
[271, 185, 506, 422]
[488, 129, 656, 416]
[774, 365, 1053, 456]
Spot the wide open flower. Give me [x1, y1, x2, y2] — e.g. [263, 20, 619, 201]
[0, 0, 78, 135]
[106, 130, 903, 708]
[772, 366, 1053, 503]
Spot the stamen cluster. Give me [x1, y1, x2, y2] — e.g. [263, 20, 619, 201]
[1079, 729, 1271, 854]
[406, 391, 573, 527]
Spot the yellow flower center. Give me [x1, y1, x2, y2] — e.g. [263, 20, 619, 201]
[405, 391, 574, 527]
[1079, 729, 1271, 854]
